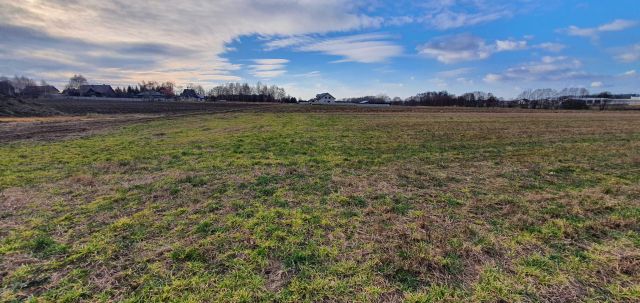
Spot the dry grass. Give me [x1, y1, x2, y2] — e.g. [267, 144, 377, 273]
[1, 107, 639, 302]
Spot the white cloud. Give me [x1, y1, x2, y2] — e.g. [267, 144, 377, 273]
[417, 34, 492, 63]
[495, 40, 527, 51]
[562, 19, 637, 38]
[267, 33, 403, 63]
[293, 71, 321, 78]
[425, 10, 509, 30]
[419, 0, 519, 30]
[264, 36, 314, 51]
[0, 0, 382, 86]
[417, 34, 527, 63]
[249, 59, 289, 78]
[622, 70, 637, 77]
[591, 81, 603, 88]
[534, 42, 566, 52]
[483, 73, 503, 83]
[484, 56, 589, 83]
[615, 44, 640, 62]
[385, 16, 416, 26]
[437, 67, 473, 78]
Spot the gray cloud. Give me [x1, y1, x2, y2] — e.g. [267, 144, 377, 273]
[0, 0, 382, 86]
[417, 34, 527, 63]
[483, 56, 594, 83]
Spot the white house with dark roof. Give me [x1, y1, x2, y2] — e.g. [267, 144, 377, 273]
[313, 93, 336, 104]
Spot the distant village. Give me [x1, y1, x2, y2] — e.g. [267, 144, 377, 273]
[1, 74, 639, 110]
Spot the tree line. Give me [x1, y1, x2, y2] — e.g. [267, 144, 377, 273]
[3, 74, 637, 109]
[207, 82, 297, 103]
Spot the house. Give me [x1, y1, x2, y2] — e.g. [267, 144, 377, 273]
[313, 93, 336, 104]
[0, 81, 15, 97]
[79, 85, 116, 97]
[180, 89, 203, 100]
[21, 85, 59, 98]
[137, 90, 167, 101]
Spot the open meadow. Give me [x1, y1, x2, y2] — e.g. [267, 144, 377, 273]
[1, 106, 639, 302]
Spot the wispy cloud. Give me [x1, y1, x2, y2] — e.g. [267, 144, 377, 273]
[0, 0, 381, 85]
[418, 0, 534, 30]
[561, 19, 637, 39]
[417, 34, 527, 63]
[615, 43, 640, 62]
[534, 42, 566, 52]
[425, 10, 510, 30]
[249, 59, 289, 78]
[266, 33, 403, 63]
[483, 56, 590, 83]
[437, 67, 473, 78]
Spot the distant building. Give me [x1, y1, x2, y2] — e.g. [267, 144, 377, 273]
[21, 85, 59, 98]
[0, 81, 15, 97]
[137, 90, 167, 101]
[572, 97, 640, 108]
[313, 93, 336, 104]
[79, 85, 116, 97]
[180, 89, 203, 100]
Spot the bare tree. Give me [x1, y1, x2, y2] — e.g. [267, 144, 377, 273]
[66, 74, 88, 90]
[10, 75, 36, 92]
[187, 83, 205, 96]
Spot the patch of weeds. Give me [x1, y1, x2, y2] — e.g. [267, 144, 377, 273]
[5, 264, 49, 291]
[169, 184, 181, 195]
[205, 200, 222, 212]
[284, 245, 321, 269]
[442, 252, 464, 275]
[340, 209, 360, 219]
[350, 196, 367, 207]
[443, 195, 464, 207]
[182, 175, 208, 187]
[42, 269, 90, 302]
[391, 195, 412, 215]
[170, 246, 205, 263]
[258, 187, 277, 197]
[330, 193, 367, 207]
[195, 220, 224, 235]
[404, 285, 464, 302]
[473, 266, 522, 302]
[27, 234, 67, 257]
[540, 220, 566, 240]
[391, 268, 421, 291]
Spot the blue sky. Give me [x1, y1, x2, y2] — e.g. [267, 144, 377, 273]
[1, 0, 639, 99]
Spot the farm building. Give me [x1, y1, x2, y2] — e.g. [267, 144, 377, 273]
[79, 85, 116, 97]
[21, 85, 59, 98]
[575, 97, 640, 107]
[313, 93, 336, 104]
[180, 89, 204, 100]
[0, 81, 15, 97]
[137, 91, 167, 101]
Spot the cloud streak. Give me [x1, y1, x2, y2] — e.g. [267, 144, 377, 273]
[483, 56, 591, 83]
[561, 19, 637, 39]
[266, 33, 403, 63]
[249, 59, 289, 78]
[417, 34, 528, 63]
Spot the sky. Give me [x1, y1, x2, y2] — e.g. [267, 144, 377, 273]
[0, 0, 639, 99]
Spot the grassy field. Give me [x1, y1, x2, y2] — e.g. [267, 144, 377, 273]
[1, 107, 639, 302]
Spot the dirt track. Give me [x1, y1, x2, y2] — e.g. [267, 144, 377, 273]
[0, 100, 278, 142]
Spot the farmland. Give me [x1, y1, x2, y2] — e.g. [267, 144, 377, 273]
[1, 105, 639, 302]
